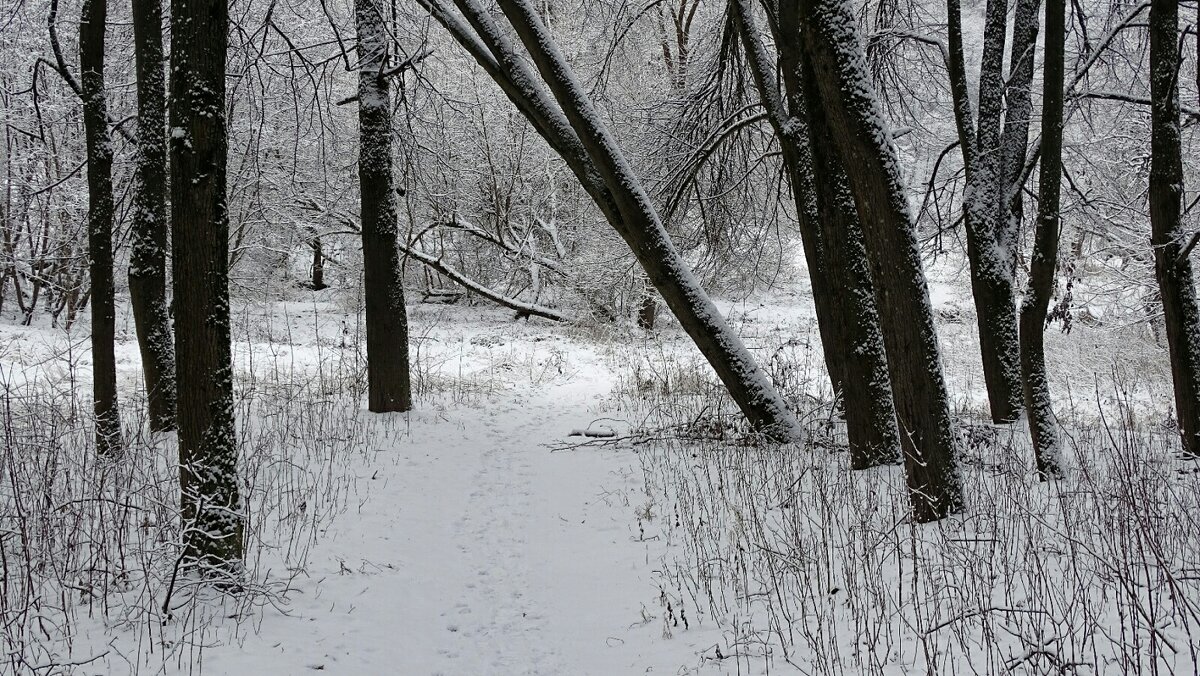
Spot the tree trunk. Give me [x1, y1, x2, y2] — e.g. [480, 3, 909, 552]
[356, 0, 413, 413]
[1000, 0, 1042, 227]
[732, 0, 900, 466]
[728, 0, 842, 393]
[796, 0, 963, 520]
[80, 0, 122, 456]
[945, 0, 977, 172]
[799, 67, 901, 469]
[311, 237, 327, 290]
[961, 0, 1023, 423]
[130, 0, 176, 432]
[430, 0, 802, 440]
[170, 0, 243, 570]
[1149, 0, 1200, 458]
[636, 285, 656, 329]
[1019, 0, 1064, 478]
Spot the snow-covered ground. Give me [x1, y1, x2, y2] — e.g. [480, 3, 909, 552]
[1, 296, 732, 674]
[1, 279, 1195, 674]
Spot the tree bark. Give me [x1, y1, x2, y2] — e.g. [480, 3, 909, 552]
[799, 64, 901, 469]
[1019, 0, 1064, 478]
[170, 0, 243, 570]
[311, 237, 327, 290]
[961, 0, 1024, 423]
[130, 0, 177, 432]
[733, 0, 900, 466]
[1149, 0, 1200, 458]
[80, 0, 122, 456]
[426, 0, 802, 440]
[796, 0, 963, 520]
[636, 285, 656, 329]
[356, 0, 413, 413]
[945, 0, 977, 174]
[1000, 0, 1042, 227]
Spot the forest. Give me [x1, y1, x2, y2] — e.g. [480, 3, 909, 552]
[1, 0, 1199, 669]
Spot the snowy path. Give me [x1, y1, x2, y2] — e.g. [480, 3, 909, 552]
[191, 378, 716, 675]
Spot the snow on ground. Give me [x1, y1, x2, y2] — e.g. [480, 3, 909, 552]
[0, 275, 1188, 675]
[182, 380, 715, 675]
[2, 294, 729, 675]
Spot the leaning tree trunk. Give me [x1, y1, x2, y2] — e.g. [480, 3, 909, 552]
[170, 0, 243, 570]
[355, 0, 413, 413]
[732, 0, 900, 466]
[796, 0, 963, 520]
[1149, 0, 1200, 458]
[80, 0, 122, 456]
[1019, 0, 1064, 478]
[427, 0, 801, 440]
[961, 0, 1024, 423]
[130, 0, 176, 432]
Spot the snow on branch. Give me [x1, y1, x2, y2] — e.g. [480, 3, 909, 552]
[397, 241, 569, 322]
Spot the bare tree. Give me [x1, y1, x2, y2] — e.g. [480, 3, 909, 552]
[79, 0, 122, 456]
[1019, 0, 1064, 478]
[1149, 0, 1200, 458]
[731, 0, 900, 467]
[796, 0, 963, 520]
[355, 0, 413, 413]
[130, 0, 177, 432]
[418, 0, 803, 440]
[946, 0, 1040, 423]
[170, 0, 244, 569]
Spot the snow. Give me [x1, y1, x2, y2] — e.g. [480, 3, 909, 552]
[0, 297, 724, 674]
[2, 282, 1196, 674]
[179, 389, 707, 674]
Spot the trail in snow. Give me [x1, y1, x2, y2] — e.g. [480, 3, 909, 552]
[184, 373, 718, 675]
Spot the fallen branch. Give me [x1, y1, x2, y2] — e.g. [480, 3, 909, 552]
[397, 242, 568, 321]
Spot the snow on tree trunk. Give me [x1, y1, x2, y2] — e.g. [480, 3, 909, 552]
[1019, 0, 1064, 479]
[1149, 0, 1200, 458]
[426, 0, 802, 441]
[356, 0, 413, 413]
[130, 0, 177, 432]
[80, 0, 123, 456]
[961, 0, 1024, 424]
[796, 0, 963, 520]
[732, 0, 900, 466]
[169, 0, 244, 570]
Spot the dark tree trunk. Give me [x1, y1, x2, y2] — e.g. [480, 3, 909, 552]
[945, 0, 977, 171]
[311, 237, 327, 290]
[130, 0, 176, 432]
[636, 288, 656, 329]
[1150, 0, 1200, 458]
[799, 68, 901, 469]
[1019, 0, 1064, 478]
[356, 0, 413, 413]
[428, 0, 802, 440]
[170, 0, 243, 569]
[796, 0, 963, 520]
[80, 0, 122, 456]
[732, 0, 899, 466]
[963, 0, 1023, 423]
[728, 0, 842, 392]
[1000, 0, 1042, 226]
